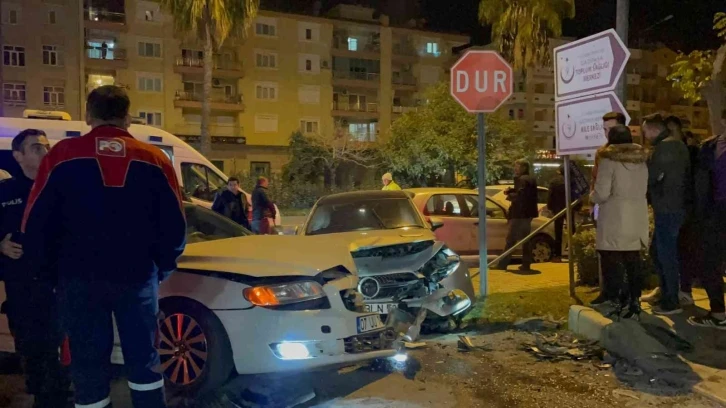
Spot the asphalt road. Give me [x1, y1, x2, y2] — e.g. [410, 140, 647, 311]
[1, 330, 718, 408]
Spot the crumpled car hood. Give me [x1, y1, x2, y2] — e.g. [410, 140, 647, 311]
[328, 229, 443, 276]
[178, 235, 356, 278]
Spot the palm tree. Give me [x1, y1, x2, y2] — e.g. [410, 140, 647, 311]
[160, 0, 260, 156]
[478, 0, 575, 71]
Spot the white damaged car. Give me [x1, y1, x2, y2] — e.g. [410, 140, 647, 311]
[298, 191, 475, 327]
[0, 202, 399, 396]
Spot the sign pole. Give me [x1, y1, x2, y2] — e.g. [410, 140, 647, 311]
[477, 113, 488, 297]
[563, 155, 575, 298]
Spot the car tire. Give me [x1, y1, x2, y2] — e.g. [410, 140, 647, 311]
[531, 235, 554, 263]
[158, 297, 234, 396]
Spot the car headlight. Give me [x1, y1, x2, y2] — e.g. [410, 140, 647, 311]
[420, 246, 460, 282]
[243, 281, 325, 306]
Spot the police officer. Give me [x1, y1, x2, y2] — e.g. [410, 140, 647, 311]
[0, 129, 69, 407]
[22, 86, 186, 408]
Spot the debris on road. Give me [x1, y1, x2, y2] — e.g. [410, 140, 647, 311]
[514, 316, 564, 332]
[612, 389, 640, 400]
[521, 332, 603, 362]
[458, 335, 475, 352]
[404, 342, 427, 349]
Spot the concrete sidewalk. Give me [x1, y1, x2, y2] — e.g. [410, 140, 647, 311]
[469, 261, 573, 296]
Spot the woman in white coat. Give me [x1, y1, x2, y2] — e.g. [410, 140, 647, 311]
[590, 125, 649, 318]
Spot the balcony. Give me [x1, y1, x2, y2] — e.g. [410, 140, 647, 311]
[392, 74, 417, 90]
[174, 124, 246, 145]
[533, 93, 555, 104]
[332, 101, 379, 119]
[392, 106, 418, 114]
[332, 71, 380, 88]
[174, 91, 245, 112]
[332, 32, 380, 59]
[392, 42, 418, 62]
[173, 55, 244, 78]
[533, 121, 556, 132]
[84, 8, 126, 31]
[85, 46, 128, 69]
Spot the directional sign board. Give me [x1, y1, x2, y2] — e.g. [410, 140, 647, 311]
[556, 91, 630, 155]
[450, 50, 513, 113]
[554, 29, 630, 101]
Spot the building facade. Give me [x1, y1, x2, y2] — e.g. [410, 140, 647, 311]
[0, 1, 467, 176]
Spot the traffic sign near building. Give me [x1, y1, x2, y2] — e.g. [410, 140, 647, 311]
[450, 49, 513, 297]
[556, 92, 630, 155]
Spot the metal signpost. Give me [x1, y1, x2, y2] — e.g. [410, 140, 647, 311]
[450, 50, 513, 297]
[553, 29, 631, 298]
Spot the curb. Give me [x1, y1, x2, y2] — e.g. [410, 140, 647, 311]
[568, 305, 725, 406]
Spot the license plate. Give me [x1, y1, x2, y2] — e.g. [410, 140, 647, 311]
[364, 303, 398, 314]
[356, 314, 384, 334]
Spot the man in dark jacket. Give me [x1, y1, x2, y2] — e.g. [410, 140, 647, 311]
[641, 113, 690, 315]
[688, 109, 726, 329]
[22, 85, 186, 408]
[547, 166, 567, 261]
[212, 177, 250, 229]
[0, 129, 69, 407]
[494, 159, 539, 271]
[251, 176, 276, 234]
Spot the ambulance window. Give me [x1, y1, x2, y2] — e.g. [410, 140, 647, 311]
[157, 145, 174, 164]
[181, 163, 226, 202]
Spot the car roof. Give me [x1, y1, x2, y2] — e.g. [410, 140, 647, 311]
[405, 187, 477, 195]
[316, 190, 411, 205]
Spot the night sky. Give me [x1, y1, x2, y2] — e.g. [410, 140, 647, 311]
[273, 0, 725, 53]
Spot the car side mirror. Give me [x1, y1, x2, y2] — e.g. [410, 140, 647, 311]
[429, 217, 444, 231]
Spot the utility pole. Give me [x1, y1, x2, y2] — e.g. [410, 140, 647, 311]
[615, 0, 629, 103]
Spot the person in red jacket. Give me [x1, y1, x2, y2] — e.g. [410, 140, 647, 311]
[22, 85, 186, 408]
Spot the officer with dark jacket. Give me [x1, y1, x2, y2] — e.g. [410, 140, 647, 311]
[22, 86, 186, 408]
[212, 177, 251, 229]
[494, 159, 539, 271]
[547, 166, 567, 261]
[0, 129, 69, 407]
[251, 176, 276, 234]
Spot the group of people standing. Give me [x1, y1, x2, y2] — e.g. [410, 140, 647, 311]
[591, 109, 726, 329]
[211, 175, 277, 234]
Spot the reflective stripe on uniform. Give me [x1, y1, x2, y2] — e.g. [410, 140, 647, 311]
[128, 378, 164, 391]
[75, 397, 111, 408]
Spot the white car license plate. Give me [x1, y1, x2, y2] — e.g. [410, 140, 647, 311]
[364, 303, 398, 314]
[356, 314, 384, 334]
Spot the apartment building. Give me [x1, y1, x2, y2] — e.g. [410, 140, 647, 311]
[0, 1, 466, 176]
[503, 41, 714, 150]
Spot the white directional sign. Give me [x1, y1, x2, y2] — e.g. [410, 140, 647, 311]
[554, 29, 631, 101]
[556, 92, 630, 155]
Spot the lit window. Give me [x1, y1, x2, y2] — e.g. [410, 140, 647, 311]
[347, 38, 358, 51]
[425, 42, 440, 56]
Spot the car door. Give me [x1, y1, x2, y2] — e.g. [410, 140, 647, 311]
[461, 194, 509, 255]
[423, 194, 473, 255]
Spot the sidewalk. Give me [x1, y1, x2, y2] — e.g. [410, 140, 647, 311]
[469, 261, 572, 296]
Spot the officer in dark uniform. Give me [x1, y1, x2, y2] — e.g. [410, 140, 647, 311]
[22, 86, 186, 407]
[0, 129, 69, 407]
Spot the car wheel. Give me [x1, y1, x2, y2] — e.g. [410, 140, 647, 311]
[531, 235, 554, 263]
[158, 297, 234, 396]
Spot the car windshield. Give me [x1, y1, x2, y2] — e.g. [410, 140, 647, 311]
[306, 198, 425, 235]
[184, 204, 251, 243]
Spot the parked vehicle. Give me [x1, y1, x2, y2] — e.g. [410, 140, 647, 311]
[484, 184, 550, 216]
[0, 110, 282, 225]
[0, 202, 394, 395]
[407, 188, 557, 263]
[298, 191, 474, 320]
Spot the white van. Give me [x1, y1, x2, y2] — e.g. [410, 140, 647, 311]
[0, 111, 281, 224]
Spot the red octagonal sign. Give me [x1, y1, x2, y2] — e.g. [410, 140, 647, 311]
[450, 50, 513, 113]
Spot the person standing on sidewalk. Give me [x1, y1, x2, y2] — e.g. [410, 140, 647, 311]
[547, 166, 567, 262]
[494, 159, 539, 272]
[22, 85, 187, 408]
[212, 177, 251, 230]
[251, 176, 276, 234]
[689, 109, 726, 329]
[381, 173, 401, 191]
[589, 125, 649, 317]
[640, 113, 691, 315]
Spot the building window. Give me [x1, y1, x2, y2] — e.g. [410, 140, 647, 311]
[42, 45, 60, 66]
[347, 38, 358, 51]
[425, 42, 440, 56]
[139, 111, 162, 127]
[305, 28, 312, 40]
[300, 119, 319, 134]
[145, 10, 155, 21]
[3, 82, 26, 104]
[255, 51, 277, 69]
[508, 109, 514, 119]
[250, 162, 270, 177]
[48, 10, 57, 24]
[517, 109, 525, 119]
[43, 86, 64, 106]
[305, 59, 312, 71]
[137, 74, 162, 92]
[3, 8, 19, 25]
[255, 83, 277, 100]
[3, 46, 25, 67]
[255, 22, 276, 37]
[138, 41, 162, 58]
[254, 114, 278, 133]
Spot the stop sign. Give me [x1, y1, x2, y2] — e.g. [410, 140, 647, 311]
[450, 51, 513, 113]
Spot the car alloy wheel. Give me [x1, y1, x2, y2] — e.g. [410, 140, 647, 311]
[157, 313, 209, 386]
[531, 237, 553, 264]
